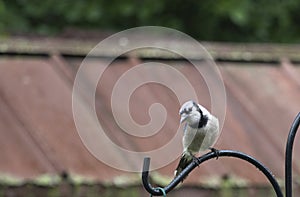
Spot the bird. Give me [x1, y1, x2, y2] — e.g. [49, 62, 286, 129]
[174, 100, 220, 178]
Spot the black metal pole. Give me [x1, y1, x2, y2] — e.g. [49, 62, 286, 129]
[142, 150, 283, 197]
[285, 113, 300, 197]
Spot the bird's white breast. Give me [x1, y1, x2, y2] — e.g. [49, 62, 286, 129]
[183, 115, 219, 153]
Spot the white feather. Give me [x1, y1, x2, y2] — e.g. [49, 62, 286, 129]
[175, 100, 220, 177]
[181, 101, 220, 154]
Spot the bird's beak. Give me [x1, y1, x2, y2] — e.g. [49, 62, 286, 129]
[180, 114, 188, 123]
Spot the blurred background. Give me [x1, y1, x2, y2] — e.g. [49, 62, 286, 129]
[1, 0, 300, 42]
[1, 0, 300, 197]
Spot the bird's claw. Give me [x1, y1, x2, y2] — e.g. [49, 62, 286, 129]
[209, 147, 220, 160]
[192, 155, 200, 166]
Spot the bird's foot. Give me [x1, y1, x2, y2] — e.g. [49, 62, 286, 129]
[209, 147, 220, 160]
[192, 155, 200, 166]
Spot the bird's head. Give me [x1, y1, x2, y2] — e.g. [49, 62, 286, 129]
[179, 100, 202, 124]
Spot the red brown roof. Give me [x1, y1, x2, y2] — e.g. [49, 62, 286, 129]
[0, 38, 300, 185]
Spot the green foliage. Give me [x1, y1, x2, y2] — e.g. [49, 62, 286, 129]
[0, 0, 300, 42]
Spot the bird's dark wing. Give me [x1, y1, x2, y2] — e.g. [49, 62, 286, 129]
[174, 153, 193, 179]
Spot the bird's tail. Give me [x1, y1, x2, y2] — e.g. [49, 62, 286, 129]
[174, 151, 193, 178]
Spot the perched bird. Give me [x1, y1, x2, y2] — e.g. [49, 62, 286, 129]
[174, 100, 219, 177]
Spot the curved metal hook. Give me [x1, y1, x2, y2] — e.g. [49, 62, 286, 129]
[142, 150, 283, 197]
[285, 112, 300, 197]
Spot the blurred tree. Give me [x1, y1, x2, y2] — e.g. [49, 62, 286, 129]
[0, 0, 299, 42]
